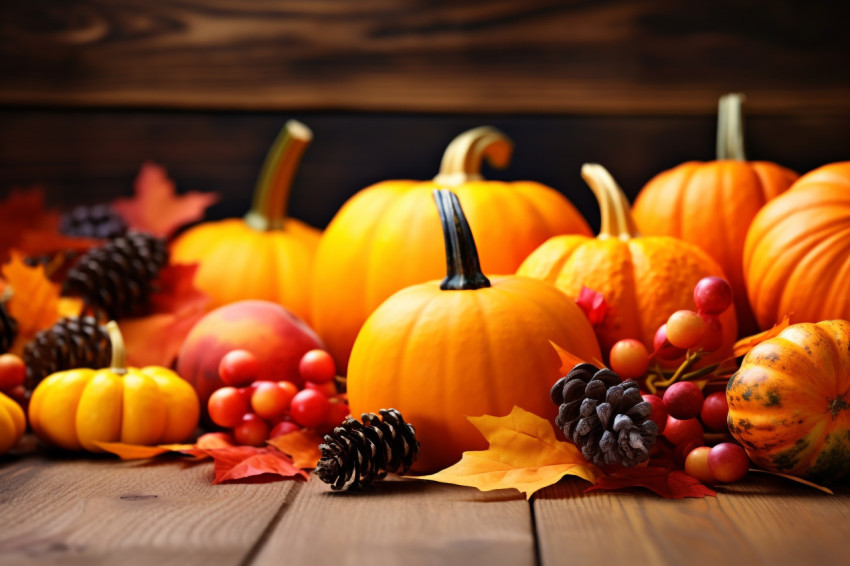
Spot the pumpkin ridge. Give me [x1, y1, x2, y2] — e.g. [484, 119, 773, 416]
[672, 162, 703, 238]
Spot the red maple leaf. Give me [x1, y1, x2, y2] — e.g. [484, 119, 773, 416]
[575, 286, 610, 330]
[206, 446, 309, 485]
[112, 162, 219, 239]
[585, 467, 716, 499]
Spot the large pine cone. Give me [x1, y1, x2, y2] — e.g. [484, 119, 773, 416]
[551, 363, 658, 467]
[0, 301, 16, 353]
[316, 408, 420, 490]
[62, 232, 168, 320]
[23, 316, 112, 390]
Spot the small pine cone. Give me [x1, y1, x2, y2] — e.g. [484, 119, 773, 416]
[316, 408, 420, 491]
[60, 204, 128, 239]
[23, 316, 112, 390]
[0, 301, 17, 353]
[551, 363, 658, 467]
[62, 232, 168, 319]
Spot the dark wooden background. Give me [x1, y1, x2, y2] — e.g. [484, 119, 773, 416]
[1, 0, 849, 230]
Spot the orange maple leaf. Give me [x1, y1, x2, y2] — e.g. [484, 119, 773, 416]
[733, 315, 792, 358]
[420, 406, 600, 499]
[112, 162, 219, 239]
[94, 432, 236, 461]
[550, 340, 605, 374]
[267, 429, 323, 469]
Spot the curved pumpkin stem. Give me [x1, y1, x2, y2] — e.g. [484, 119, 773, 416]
[432, 189, 491, 291]
[433, 126, 513, 187]
[581, 164, 640, 242]
[245, 120, 313, 231]
[717, 93, 747, 161]
[106, 321, 127, 375]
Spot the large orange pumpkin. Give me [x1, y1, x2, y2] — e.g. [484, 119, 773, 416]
[632, 94, 798, 335]
[312, 126, 591, 372]
[171, 121, 320, 322]
[518, 164, 737, 359]
[347, 189, 601, 472]
[727, 319, 850, 482]
[743, 162, 850, 329]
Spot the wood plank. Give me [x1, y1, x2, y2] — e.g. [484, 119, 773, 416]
[251, 475, 535, 566]
[534, 476, 850, 566]
[1, 1, 848, 114]
[0, 444, 302, 566]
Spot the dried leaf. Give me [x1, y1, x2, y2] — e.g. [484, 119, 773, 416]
[576, 286, 610, 331]
[420, 406, 600, 499]
[586, 467, 716, 499]
[196, 432, 236, 450]
[95, 441, 198, 460]
[747, 468, 834, 495]
[267, 429, 323, 469]
[112, 162, 219, 239]
[733, 315, 792, 358]
[0, 188, 59, 263]
[208, 446, 309, 485]
[550, 340, 605, 374]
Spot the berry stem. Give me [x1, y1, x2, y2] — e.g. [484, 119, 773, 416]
[433, 126, 513, 187]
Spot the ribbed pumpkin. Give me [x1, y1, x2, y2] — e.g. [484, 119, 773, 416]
[312, 126, 592, 372]
[171, 121, 320, 322]
[347, 190, 601, 472]
[632, 94, 798, 335]
[0, 390, 25, 455]
[28, 322, 200, 452]
[744, 162, 850, 329]
[727, 319, 850, 482]
[518, 164, 737, 359]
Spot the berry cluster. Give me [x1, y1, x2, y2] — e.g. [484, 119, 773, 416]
[0, 353, 27, 407]
[207, 348, 350, 446]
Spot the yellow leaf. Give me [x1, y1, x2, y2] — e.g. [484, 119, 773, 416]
[733, 315, 792, 358]
[267, 429, 323, 469]
[420, 406, 600, 499]
[2, 252, 64, 353]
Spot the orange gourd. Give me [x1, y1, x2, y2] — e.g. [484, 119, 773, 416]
[28, 322, 200, 452]
[0, 390, 25, 454]
[518, 164, 737, 358]
[744, 162, 850, 329]
[347, 190, 601, 472]
[727, 319, 850, 481]
[632, 94, 798, 335]
[171, 121, 320, 322]
[312, 126, 592, 371]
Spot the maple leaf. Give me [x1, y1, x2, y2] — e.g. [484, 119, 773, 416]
[575, 286, 610, 331]
[420, 406, 600, 499]
[112, 162, 219, 239]
[586, 467, 716, 499]
[95, 441, 198, 460]
[267, 429, 323, 469]
[207, 446, 309, 485]
[733, 315, 792, 358]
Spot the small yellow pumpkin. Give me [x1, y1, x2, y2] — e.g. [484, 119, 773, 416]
[29, 322, 200, 452]
[0, 390, 25, 454]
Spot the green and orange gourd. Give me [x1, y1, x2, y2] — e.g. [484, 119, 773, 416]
[0, 389, 25, 455]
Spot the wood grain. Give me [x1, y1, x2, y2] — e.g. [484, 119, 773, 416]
[0, 447, 302, 566]
[1, 0, 848, 114]
[252, 475, 535, 566]
[534, 476, 850, 566]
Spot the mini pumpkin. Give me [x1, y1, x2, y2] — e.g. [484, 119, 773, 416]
[171, 121, 320, 321]
[28, 322, 200, 452]
[518, 164, 737, 359]
[632, 94, 798, 335]
[347, 189, 602, 472]
[0, 390, 25, 455]
[743, 161, 850, 329]
[312, 126, 592, 371]
[727, 319, 850, 482]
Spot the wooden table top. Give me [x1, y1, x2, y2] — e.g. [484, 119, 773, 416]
[1, 438, 849, 566]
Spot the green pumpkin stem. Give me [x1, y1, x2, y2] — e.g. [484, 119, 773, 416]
[106, 321, 127, 375]
[433, 126, 513, 187]
[581, 163, 640, 241]
[245, 120, 313, 231]
[716, 93, 747, 161]
[432, 189, 491, 291]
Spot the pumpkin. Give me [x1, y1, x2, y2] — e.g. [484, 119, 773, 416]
[28, 322, 200, 452]
[632, 94, 798, 335]
[347, 189, 602, 472]
[743, 161, 850, 329]
[171, 121, 320, 322]
[0, 390, 25, 454]
[727, 319, 850, 481]
[518, 164, 738, 359]
[312, 126, 592, 372]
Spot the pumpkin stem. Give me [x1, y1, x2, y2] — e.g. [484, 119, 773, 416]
[106, 321, 128, 375]
[581, 163, 640, 241]
[245, 120, 313, 231]
[716, 93, 747, 161]
[433, 126, 513, 187]
[432, 189, 491, 291]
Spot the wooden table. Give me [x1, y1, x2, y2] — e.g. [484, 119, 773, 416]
[1, 439, 849, 566]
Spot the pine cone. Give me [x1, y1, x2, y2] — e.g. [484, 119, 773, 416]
[551, 363, 658, 467]
[62, 232, 168, 320]
[316, 408, 420, 490]
[23, 317, 112, 390]
[0, 301, 16, 354]
[60, 204, 127, 239]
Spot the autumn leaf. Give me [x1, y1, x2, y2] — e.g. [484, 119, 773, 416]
[586, 467, 716, 499]
[267, 429, 323, 469]
[208, 446, 309, 485]
[112, 162, 219, 239]
[575, 286, 610, 331]
[196, 432, 236, 450]
[550, 340, 605, 374]
[733, 315, 792, 358]
[420, 406, 599, 499]
[95, 441, 199, 460]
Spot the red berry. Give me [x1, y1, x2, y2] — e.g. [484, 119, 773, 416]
[269, 420, 301, 439]
[700, 391, 730, 432]
[653, 325, 686, 361]
[609, 339, 650, 380]
[304, 380, 338, 398]
[697, 314, 724, 352]
[641, 394, 668, 434]
[664, 416, 704, 447]
[665, 310, 706, 350]
[251, 381, 296, 420]
[208, 386, 249, 429]
[325, 400, 351, 428]
[0, 353, 26, 390]
[233, 413, 270, 446]
[219, 349, 261, 387]
[694, 276, 733, 315]
[708, 442, 750, 483]
[685, 446, 717, 484]
[290, 389, 330, 428]
[663, 381, 704, 420]
[299, 349, 336, 384]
